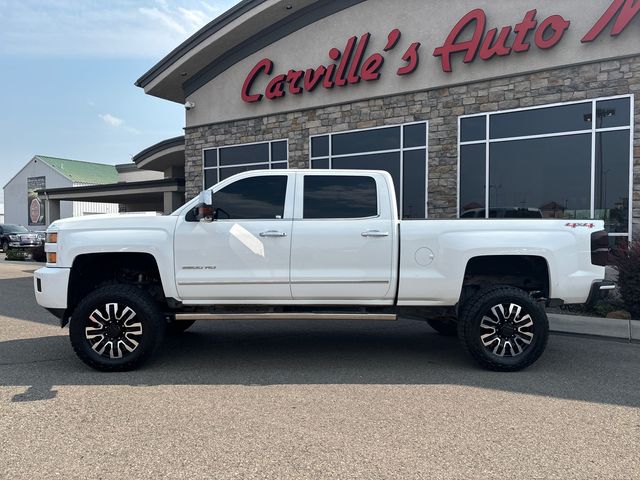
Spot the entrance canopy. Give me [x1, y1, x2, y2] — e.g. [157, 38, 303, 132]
[38, 178, 186, 220]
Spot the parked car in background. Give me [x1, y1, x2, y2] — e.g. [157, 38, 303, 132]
[0, 224, 45, 254]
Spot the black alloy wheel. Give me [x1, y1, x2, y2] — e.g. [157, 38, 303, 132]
[457, 286, 549, 372]
[69, 285, 165, 371]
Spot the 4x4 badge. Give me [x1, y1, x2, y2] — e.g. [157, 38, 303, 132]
[565, 223, 595, 229]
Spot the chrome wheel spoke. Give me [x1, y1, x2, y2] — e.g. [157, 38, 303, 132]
[121, 335, 140, 353]
[122, 322, 142, 335]
[92, 337, 110, 356]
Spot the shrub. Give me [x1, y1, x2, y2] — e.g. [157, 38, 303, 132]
[612, 241, 640, 318]
[5, 249, 28, 261]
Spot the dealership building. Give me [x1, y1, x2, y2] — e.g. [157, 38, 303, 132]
[135, 0, 639, 244]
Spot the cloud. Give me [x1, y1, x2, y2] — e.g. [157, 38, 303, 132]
[99, 113, 124, 127]
[178, 7, 209, 30]
[0, 0, 240, 58]
[98, 113, 141, 135]
[139, 7, 188, 35]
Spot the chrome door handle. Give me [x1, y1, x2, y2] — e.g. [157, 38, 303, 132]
[361, 230, 389, 237]
[260, 230, 287, 238]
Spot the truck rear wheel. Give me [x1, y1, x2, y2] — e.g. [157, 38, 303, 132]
[69, 285, 165, 371]
[457, 287, 548, 372]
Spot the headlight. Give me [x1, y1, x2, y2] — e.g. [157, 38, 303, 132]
[47, 232, 58, 243]
[9, 235, 19, 241]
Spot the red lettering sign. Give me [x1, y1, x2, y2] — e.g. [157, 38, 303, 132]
[239, 4, 638, 102]
[582, 0, 640, 42]
[241, 30, 421, 103]
[433, 9, 570, 72]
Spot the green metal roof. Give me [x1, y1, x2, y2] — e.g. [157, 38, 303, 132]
[36, 156, 118, 185]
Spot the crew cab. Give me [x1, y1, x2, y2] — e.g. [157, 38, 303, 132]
[33, 170, 611, 372]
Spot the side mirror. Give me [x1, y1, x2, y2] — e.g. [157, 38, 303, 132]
[188, 190, 214, 223]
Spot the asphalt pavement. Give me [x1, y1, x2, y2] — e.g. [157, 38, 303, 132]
[0, 257, 639, 479]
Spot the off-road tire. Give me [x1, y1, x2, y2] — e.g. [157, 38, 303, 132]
[167, 319, 196, 334]
[69, 284, 166, 371]
[1, 240, 8, 253]
[457, 286, 549, 372]
[427, 317, 458, 337]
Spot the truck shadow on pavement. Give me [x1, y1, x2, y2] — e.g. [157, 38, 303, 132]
[1, 320, 639, 408]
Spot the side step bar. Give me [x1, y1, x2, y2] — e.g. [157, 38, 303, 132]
[174, 313, 398, 322]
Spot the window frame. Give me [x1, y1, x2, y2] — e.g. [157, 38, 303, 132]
[457, 94, 634, 241]
[202, 138, 289, 189]
[309, 121, 428, 219]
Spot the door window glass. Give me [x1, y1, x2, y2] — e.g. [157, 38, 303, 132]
[212, 176, 288, 220]
[304, 176, 377, 219]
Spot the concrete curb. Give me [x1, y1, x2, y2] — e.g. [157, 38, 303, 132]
[548, 313, 640, 342]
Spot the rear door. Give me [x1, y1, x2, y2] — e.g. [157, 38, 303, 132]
[290, 172, 395, 302]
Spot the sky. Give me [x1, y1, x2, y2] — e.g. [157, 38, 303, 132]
[0, 0, 240, 210]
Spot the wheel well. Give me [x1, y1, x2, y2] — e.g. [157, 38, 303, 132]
[462, 255, 550, 299]
[68, 253, 165, 313]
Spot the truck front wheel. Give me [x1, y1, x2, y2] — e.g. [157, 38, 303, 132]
[69, 285, 166, 371]
[457, 287, 549, 372]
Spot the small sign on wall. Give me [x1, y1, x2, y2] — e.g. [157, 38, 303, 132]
[27, 176, 46, 226]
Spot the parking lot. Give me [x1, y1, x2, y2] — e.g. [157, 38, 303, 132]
[0, 256, 639, 480]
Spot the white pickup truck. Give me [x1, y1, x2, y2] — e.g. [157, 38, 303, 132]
[34, 170, 612, 372]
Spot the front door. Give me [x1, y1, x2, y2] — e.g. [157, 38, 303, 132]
[174, 172, 295, 302]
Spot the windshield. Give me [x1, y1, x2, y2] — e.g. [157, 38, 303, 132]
[3, 225, 29, 234]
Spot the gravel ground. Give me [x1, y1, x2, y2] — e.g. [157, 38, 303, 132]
[1, 259, 639, 480]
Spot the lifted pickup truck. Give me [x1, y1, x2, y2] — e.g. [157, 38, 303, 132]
[34, 170, 610, 372]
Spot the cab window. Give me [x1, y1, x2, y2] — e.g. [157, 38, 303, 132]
[303, 175, 378, 219]
[212, 176, 288, 220]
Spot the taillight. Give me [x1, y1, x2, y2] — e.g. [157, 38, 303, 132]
[591, 231, 609, 266]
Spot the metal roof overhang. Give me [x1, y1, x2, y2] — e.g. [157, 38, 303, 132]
[133, 136, 186, 172]
[135, 0, 365, 103]
[37, 178, 185, 204]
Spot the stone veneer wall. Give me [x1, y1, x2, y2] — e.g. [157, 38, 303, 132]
[185, 56, 640, 237]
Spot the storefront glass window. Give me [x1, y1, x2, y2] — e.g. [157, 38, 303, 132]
[459, 144, 486, 218]
[310, 122, 428, 219]
[595, 130, 631, 234]
[459, 95, 633, 241]
[203, 140, 288, 188]
[490, 102, 592, 139]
